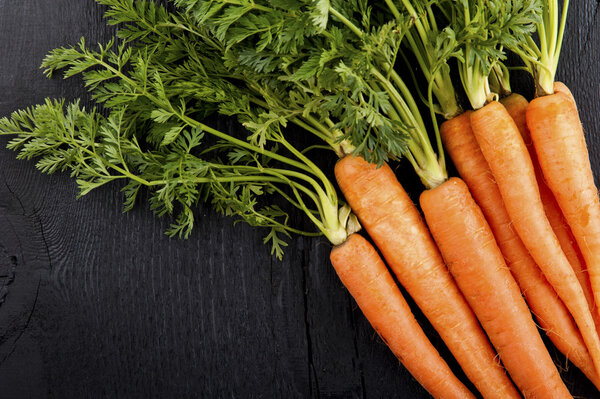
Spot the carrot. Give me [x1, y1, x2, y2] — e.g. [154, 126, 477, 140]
[330, 233, 475, 399]
[526, 91, 600, 331]
[470, 102, 600, 377]
[420, 177, 572, 399]
[441, 112, 600, 387]
[335, 155, 520, 399]
[502, 93, 596, 319]
[541, 187, 597, 317]
[553, 82, 576, 108]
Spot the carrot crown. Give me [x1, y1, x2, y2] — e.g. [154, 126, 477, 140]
[510, 0, 569, 96]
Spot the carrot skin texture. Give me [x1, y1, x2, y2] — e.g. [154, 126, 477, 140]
[470, 102, 600, 377]
[441, 112, 600, 388]
[330, 234, 475, 399]
[502, 93, 596, 319]
[420, 178, 572, 399]
[527, 91, 600, 333]
[335, 156, 519, 399]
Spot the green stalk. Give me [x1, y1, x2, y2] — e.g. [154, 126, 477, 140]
[145, 168, 329, 233]
[86, 56, 317, 175]
[537, 0, 570, 95]
[553, 0, 570, 73]
[426, 78, 445, 178]
[328, 7, 362, 37]
[2, 101, 353, 248]
[384, 1, 462, 117]
[246, 82, 355, 156]
[459, 56, 495, 110]
[167, 121, 352, 245]
[488, 62, 512, 98]
[456, 1, 498, 110]
[513, 0, 570, 96]
[329, 4, 447, 189]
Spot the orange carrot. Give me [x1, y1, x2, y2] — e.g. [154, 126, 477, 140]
[541, 187, 596, 316]
[502, 93, 596, 318]
[335, 155, 520, 399]
[441, 112, 600, 387]
[526, 90, 600, 331]
[553, 82, 576, 108]
[470, 102, 600, 376]
[330, 234, 475, 399]
[420, 177, 572, 399]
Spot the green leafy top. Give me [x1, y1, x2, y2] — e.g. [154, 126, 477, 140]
[381, 0, 462, 120]
[0, 11, 360, 258]
[437, 0, 542, 110]
[174, 0, 449, 189]
[4, 0, 544, 256]
[508, 0, 569, 96]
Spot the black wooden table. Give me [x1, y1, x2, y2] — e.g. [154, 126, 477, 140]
[0, 1, 599, 398]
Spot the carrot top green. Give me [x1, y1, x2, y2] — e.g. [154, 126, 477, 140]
[376, 0, 541, 121]
[176, 0, 453, 188]
[444, 0, 541, 110]
[510, 0, 570, 96]
[0, 0, 543, 255]
[0, 0, 366, 258]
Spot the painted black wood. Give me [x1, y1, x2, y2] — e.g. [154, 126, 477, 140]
[0, 1, 598, 398]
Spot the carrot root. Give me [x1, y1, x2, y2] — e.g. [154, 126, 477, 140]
[421, 178, 571, 399]
[330, 234, 475, 399]
[502, 93, 597, 321]
[526, 90, 600, 350]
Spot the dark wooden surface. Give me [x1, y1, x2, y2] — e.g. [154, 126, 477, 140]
[0, 1, 599, 398]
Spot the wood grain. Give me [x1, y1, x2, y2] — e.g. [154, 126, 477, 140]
[0, 1, 598, 398]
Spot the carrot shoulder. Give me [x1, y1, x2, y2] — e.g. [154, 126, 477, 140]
[553, 81, 576, 108]
[420, 178, 571, 398]
[470, 102, 600, 376]
[502, 93, 596, 319]
[527, 91, 600, 329]
[330, 234, 475, 399]
[441, 111, 600, 387]
[335, 156, 519, 399]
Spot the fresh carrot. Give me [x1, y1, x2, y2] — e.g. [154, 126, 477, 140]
[470, 102, 600, 376]
[335, 155, 520, 399]
[330, 233, 475, 399]
[420, 177, 572, 399]
[526, 91, 600, 326]
[553, 82, 576, 108]
[502, 93, 596, 318]
[441, 111, 600, 387]
[540, 185, 596, 317]
[505, 0, 600, 376]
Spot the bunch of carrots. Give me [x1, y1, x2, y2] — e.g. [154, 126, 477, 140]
[334, 1, 600, 396]
[1, 0, 600, 397]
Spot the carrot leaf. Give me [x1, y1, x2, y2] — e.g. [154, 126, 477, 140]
[1, 5, 360, 256]
[507, 0, 569, 96]
[440, 0, 542, 109]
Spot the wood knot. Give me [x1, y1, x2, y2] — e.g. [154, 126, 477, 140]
[0, 246, 18, 307]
